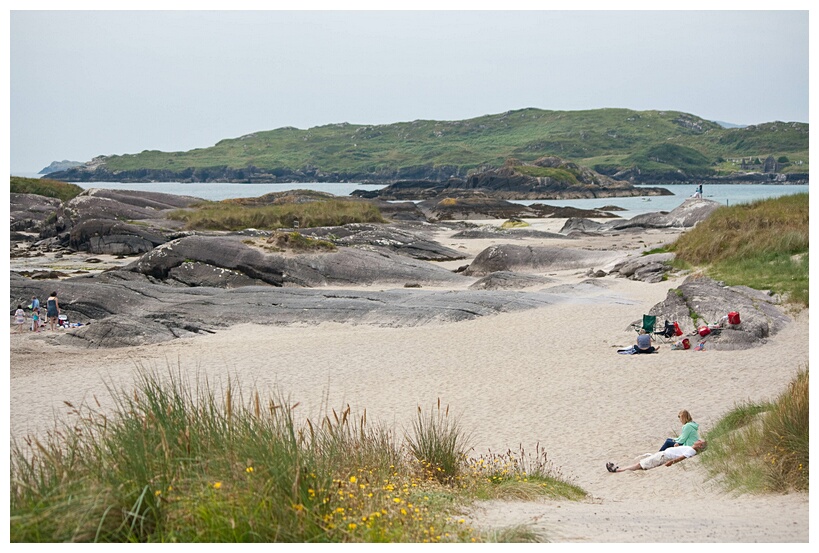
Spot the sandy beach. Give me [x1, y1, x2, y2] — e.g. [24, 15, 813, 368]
[8, 219, 810, 542]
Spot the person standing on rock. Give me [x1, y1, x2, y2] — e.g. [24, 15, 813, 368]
[46, 291, 60, 331]
[30, 295, 40, 311]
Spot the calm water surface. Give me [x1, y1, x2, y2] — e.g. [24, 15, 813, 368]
[17, 173, 808, 220]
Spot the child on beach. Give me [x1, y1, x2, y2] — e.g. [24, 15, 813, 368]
[14, 305, 26, 333]
[31, 308, 41, 332]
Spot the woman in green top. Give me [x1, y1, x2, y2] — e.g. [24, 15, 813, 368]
[659, 410, 699, 451]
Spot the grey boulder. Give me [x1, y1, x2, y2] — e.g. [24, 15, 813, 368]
[463, 244, 623, 276]
[647, 276, 789, 350]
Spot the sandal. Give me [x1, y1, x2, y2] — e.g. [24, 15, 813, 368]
[606, 462, 618, 473]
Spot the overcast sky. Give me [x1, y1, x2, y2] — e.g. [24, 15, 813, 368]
[8, 7, 811, 173]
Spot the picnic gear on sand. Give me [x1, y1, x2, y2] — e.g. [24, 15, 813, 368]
[697, 325, 711, 337]
[657, 320, 676, 339]
[728, 311, 741, 325]
[671, 338, 692, 350]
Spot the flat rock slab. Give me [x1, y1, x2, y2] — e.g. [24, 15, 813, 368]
[464, 244, 624, 276]
[10, 272, 636, 348]
[299, 223, 467, 261]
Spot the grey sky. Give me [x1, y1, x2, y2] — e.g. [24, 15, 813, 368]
[9, 9, 810, 173]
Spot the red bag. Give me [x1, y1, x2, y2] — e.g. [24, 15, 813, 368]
[682, 338, 691, 349]
[673, 321, 683, 336]
[728, 311, 740, 325]
[698, 326, 711, 337]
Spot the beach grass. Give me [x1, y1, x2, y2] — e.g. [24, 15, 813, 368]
[167, 199, 385, 231]
[671, 193, 809, 306]
[701, 368, 808, 493]
[10, 176, 84, 202]
[10, 368, 585, 543]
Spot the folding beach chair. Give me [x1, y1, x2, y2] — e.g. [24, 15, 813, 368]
[653, 319, 678, 343]
[632, 314, 656, 334]
[631, 314, 675, 345]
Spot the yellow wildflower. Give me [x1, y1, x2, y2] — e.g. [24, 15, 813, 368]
[349, 475, 357, 483]
[213, 482, 222, 489]
[246, 467, 254, 473]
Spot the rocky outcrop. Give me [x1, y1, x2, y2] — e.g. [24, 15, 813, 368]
[298, 224, 467, 262]
[9, 271, 581, 348]
[469, 271, 556, 290]
[34, 188, 201, 254]
[451, 226, 572, 240]
[608, 253, 676, 283]
[410, 194, 622, 222]
[355, 157, 673, 201]
[10, 193, 62, 232]
[463, 244, 624, 277]
[44, 161, 463, 184]
[601, 198, 722, 230]
[645, 276, 789, 350]
[40, 188, 199, 238]
[39, 160, 83, 175]
[561, 198, 721, 235]
[68, 219, 174, 255]
[126, 234, 465, 288]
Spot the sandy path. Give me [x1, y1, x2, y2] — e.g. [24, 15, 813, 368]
[7, 221, 810, 542]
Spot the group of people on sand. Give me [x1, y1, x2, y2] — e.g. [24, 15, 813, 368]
[607, 409, 706, 473]
[12, 291, 60, 333]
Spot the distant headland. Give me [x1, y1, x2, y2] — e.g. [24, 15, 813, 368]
[41, 107, 808, 186]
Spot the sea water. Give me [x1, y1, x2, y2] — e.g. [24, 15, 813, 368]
[515, 183, 809, 218]
[16, 173, 808, 220]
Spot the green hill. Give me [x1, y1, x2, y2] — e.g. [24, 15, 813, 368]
[49, 108, 809, 184]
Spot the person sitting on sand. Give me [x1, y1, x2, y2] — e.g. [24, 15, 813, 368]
[607, 439, 707, 473]
[635, 328, 659, 353]
[659, 410, 699, 451]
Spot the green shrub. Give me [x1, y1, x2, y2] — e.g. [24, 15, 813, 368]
[168, 200, 385, 231]
[268, 231, 336, 252]
[10, 176, 83, 201]
[760, 369, 809, 491]
[406, 400, 472, 484]
[513, 165, 579, 184]
[701, 369, 809, 493]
